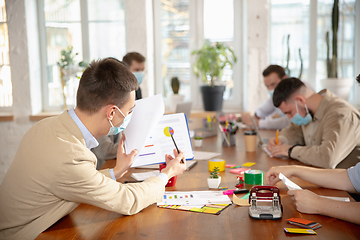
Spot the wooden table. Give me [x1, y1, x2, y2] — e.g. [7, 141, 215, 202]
[37, 130, 360, 239]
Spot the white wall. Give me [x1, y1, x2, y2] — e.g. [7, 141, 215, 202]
[0, 0, 38, 184]
[245, 0, 269, 112]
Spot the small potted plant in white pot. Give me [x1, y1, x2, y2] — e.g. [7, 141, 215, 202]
[207, 167, 221, 189]
[194, 136, 203, 147]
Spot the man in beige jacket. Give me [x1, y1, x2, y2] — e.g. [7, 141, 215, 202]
[267, 77, 360, 169]
[0, 58, 186, 240]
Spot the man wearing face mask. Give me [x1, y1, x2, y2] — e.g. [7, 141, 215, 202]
[266, 77, 360, 169]
[0, 58, 186, 240]
[92, 53, 146, 168]
[122, 52, 145, 100]
[241, 65, 314, 130]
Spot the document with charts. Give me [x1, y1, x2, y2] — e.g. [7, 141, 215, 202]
[130, 113, 194, 167]
[123, 95, 193, 167]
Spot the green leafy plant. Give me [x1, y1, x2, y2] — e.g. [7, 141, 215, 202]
[209, 166, 220, 179]
[194, 136, 203, 140]
[326, 0, 339, 78]
[57, 46, 88, 109]
[192, 41, 237, 87]
[171, 77, 180, 94]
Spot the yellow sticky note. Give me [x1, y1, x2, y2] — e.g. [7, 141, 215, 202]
[203, 208, 220, 214]
[242, 162, 256, 167]
[190, 208, 204, 213]
[233, 194, 250, 207]
[284, 228, 316, 235]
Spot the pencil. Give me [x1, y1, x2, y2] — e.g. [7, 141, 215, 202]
[276, 130, 279, 145]
[171, 135, 184, 163]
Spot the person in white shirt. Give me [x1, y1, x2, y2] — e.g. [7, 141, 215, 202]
[242, 65, 314, 130]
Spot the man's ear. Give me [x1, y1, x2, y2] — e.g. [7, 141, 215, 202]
[294, 95, 306, 105]
[106, 105, 117, 121]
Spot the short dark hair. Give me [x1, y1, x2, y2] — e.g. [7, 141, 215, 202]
[122, 52, 146, 67]
[76, 58, 138, 114]
[273, 77, 305, 107]
[357, 74, 360, 84]
[262, 65, 286, 79]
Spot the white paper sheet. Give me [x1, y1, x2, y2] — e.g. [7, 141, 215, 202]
[130, 113, 194, 167]
[279, 173, 303, 190]
[320, 196, 350, 202]
[157, 191, 232, 206]
[193, 151, 221, 160]
[123, 94, 165, 157]
[131, 170, 160, 181]
[279, 173, 350, 201]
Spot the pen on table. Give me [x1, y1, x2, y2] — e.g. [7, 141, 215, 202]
[170, 135, 185, 163]
[276, 129, 279, 146]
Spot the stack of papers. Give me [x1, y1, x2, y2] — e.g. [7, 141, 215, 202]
[287, 218, 322, 230]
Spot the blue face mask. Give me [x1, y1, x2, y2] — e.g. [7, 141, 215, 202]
[107, 106, 132, 135]
[290, 101, 312, 126]
[133, 71, 144, 85]
[268, 89, 274, 98]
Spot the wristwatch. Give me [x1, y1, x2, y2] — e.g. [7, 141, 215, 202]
[288, 144, 301, 159]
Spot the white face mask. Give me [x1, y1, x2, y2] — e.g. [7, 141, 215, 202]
[107, 106, 132, 135]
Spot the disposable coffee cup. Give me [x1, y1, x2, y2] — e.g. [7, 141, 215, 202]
[244, 130, 257, 152]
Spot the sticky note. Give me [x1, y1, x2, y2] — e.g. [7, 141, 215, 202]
[242, 162, 256, 167]
[233, 194, 250, 207]
[203, 208, 220, 214]
[284, 228, 316, 235]
[229, 168, 251, 174]
[225, 164, 236, 168]
[190, 208, 204, 213]
[177, 206, 193, 211]
[205, 204, 225, 208]
[241, 192, 250, 199]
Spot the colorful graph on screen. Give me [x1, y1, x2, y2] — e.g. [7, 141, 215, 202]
[164, 126, 174, 137]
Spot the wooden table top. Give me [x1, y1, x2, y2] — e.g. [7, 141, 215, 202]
[37, 129, 360, 240]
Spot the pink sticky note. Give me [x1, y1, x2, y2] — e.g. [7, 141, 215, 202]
[229, 168, 251, 175]
[225, 164, 236, 168]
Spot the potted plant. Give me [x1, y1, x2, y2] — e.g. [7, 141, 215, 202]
[168, 76, 185, 112]
[57, 46, 88, 110]
[192, 41, 236, 111]
[194, 136, 203, 147]
[207, 166, 221, 189]
[320, 0, 353, 100]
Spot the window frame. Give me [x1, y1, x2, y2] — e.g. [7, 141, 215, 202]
[153, 0, 244, 111]
[0, 1, 12, 112]
[270, 0, 360, 106]
[37, 0, 126, 112]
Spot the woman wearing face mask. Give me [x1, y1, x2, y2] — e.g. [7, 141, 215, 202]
[266, 77, 360, 169]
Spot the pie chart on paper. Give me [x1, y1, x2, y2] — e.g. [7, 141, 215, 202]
[164, 126, 174, 137]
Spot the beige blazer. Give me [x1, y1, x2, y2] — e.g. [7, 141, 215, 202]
[279, 89, 360, 169]
[0, 111, 165, 240]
